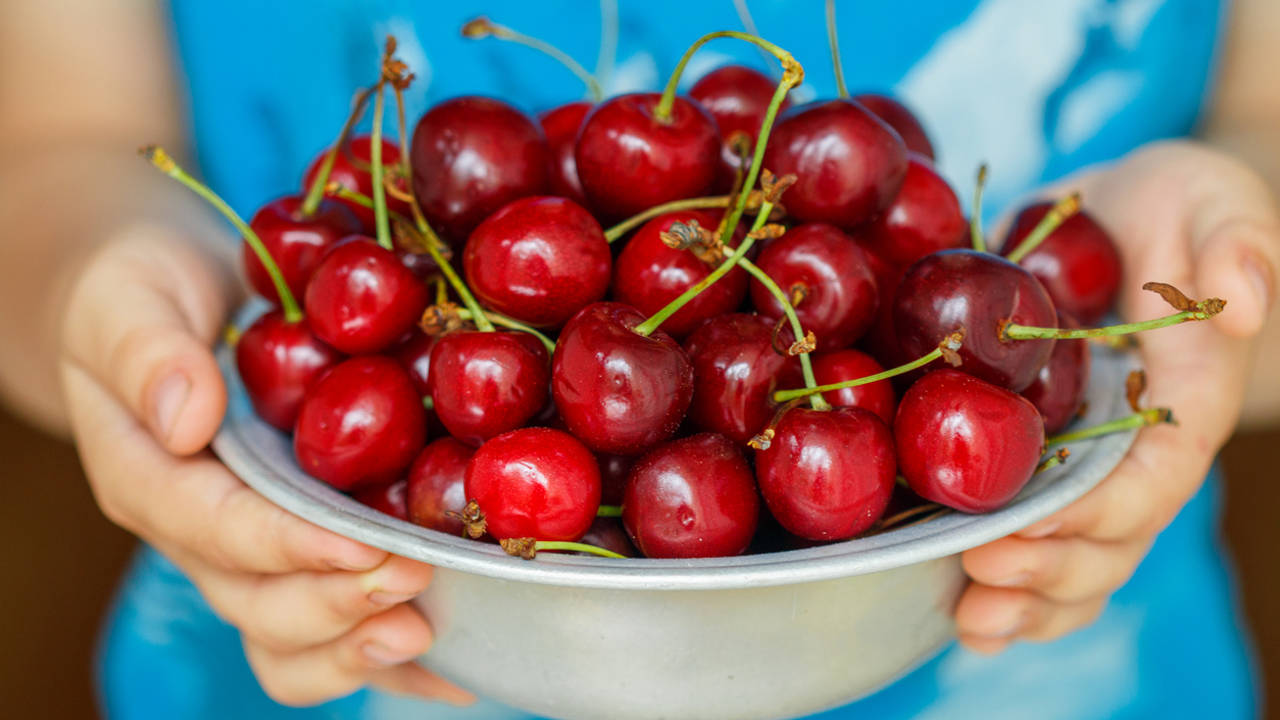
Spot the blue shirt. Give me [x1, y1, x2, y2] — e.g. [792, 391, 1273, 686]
[99, 1, 1257, 718]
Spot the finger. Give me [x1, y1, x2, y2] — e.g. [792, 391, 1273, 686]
[64, 362, 386, 574]
[962, 535, 1148, 603]
[369, 664, 476, 706]
[63, 229, 234, 454]
[955, 585, 1107, 646]
[1193, 217, 1278, 337]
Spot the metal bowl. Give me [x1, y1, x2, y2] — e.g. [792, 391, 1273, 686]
[212, 326, 1136, 720]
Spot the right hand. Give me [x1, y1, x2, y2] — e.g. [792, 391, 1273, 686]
[59, 225, 474, 708]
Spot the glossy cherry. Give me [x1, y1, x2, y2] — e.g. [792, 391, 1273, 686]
[1021, 312, 1091, 434]
[595, 452, 634, 506]
[750, 223, 879, 350]
[574, 93, 720, 220]
[689, 65, 791, 191]
[410, 96, 549, 244]
[552, 302, 694, 455]
[1000, 202, 1122, 325]
[407, 437, 474, 535]
[895, 369, 1045, 513]
[427, 330, 550, 445]
[464, 195, 611, 328]
[293, 356, 426, 492]
[302, 135, 411, 231]
[894, 249, 1056, 392]
[353, 479, 409, 521]
[391, 331, 436, 397]
[303, 236, 430, 355]
[243, 195, 362, 304]
[853, 93, 935, 160]
[622, 433, 759, 558]
[612, 210, 748, 338]
[852, 239, 906, 367]
[754, 407, 896, 541]
[683, 313, 801, 445]
[862, 154, 966, 267]
[539, 101, 592, 206]
[762, 98, 907, 228]
[235, 310, 342, 431]
[465, 427, 601, 541]
[810, 349, 896, 424]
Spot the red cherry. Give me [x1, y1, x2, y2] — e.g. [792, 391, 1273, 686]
[465, 427, 601, 541]
[750, 223, 879, 350]
[353, 479, 409, 521]
[427, 330, 550, 445]
[1020, 312, 1091, 434]
[407, 437, 474, 535]
[464, 196, 611, 328]
[303, 237, 430, 355]
[574, 93, 720, 220]
[595, 452, 634, 506]
[862, 154, 966, 267]
[539, 101, 592, 206]
[762, 99, 908, 227]
[302, 135, 411, 231]
[683, 313, 801, 445]
[689, 65, 791, 191]
[410, 96, 549, 243]
[552, 302, 694, 455]
[622, 433, 759, 558]
[852, 239, 906, 367]
[580, 518, 638, 558]
[853, 93, 935, 160]
[810, 349, 896, 424]
[243, 195, 362, 304]
[895, 369, 1045, 513]
[390, 331, 436, 397]
[612, 210, 748, 338]
[999, 202, 1122, 325]
[294, 356, 426, 491]
[894, 249, 1056, 392]
[754, 407, 896, 541]
[235, 311, 342, 431]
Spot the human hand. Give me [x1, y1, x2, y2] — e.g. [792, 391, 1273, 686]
[955, 141, 1279, 653]
[59, 225, 473, 707]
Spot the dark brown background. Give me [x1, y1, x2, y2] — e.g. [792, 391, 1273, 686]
[1, 407, 1275, 718]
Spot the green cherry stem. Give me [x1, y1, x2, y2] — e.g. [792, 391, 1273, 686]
[1035, 448, 1071, 473]
[825, 0, 849, 98]
[1001, 305, 1223, 341]
[369, 82, 393, 250]
[300, 86, 374, 217]
[454, 308, 553, 353]
[737, 255, 828, 410]
[324, 184, 414, 228]
[772, 329, 965, 404]
[140, 146, 302, 323]
[1004, 193, 1082, 264]
[603, 193, 754, 243]
[462, 17, 603, 102]
[500, 537, 625, 560]
[1047, 408, 1173, 447]
[596, 505, 623, 518]
[970, 163, 989, 252]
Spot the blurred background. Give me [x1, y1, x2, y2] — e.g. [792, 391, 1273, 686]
[1, 406, 1276, 717]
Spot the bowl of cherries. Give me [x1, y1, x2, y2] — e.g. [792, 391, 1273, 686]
[146, 25, 1224, 720]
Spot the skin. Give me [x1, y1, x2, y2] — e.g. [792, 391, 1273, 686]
[0, 0, 1277, 704]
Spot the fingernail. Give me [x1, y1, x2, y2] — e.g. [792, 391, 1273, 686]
[368, 590, 419, 607]
[328, 550, 387, 573]
[984, 610, 1028, 639]
[149, 372, 191, 440]
[361, 641, 419, 667]
[989, 572, 1030, 588]
[1243, 253, 1275, 312]
[1018, 521, 1060, 539]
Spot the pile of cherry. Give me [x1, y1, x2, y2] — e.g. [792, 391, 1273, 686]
[146, 28, 1223, 561]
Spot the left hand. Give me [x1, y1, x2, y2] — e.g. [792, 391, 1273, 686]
[954, 140, 1279, 653]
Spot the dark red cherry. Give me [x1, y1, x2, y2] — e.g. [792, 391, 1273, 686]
[464, 196, 611, 328]
[427, 330, 549, 445]
[853, 93, 935, 160]
[750, 223, 879, 350]
[596, 452, 634, 505]
[862, 154, 966, 267]
[294, 356, 426, 492]
[410, 96, 549, 244]
[683, 313, 801, 445]
[999, 202, 1122, 325]
[465, 427, 601, 541]
[574, 93, 720, 220]
[612, 209, 748, 338]
[754, 407, 896, 541]
[895, 369, 1045, 513]
[391, 332, 436, 397]
[580, 518, 637, 557]
[396, 249, 440, 281]
[302, 135, 411, 231]
[353, 479, 409, 521]
[552, 302, 694, 454]
[810, 349, 896, 424]
[303, 236, 430, 355]
[1021, 313, 1090, 434]
[539, 101, 592, 206]
[852, 239, 906, 366]
[894, 249, 1056, 392]
[235, 311, 342, 431]
[244, 195, 362, 304]
[622, 433, 759, 558]
[762, 99, 908, 227]
[689, 65, 790, 192]
[407, 437, 474, 535]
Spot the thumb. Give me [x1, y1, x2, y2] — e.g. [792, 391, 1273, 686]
[1191, 217, 1278, 338]
[63, 224, 236, 455]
